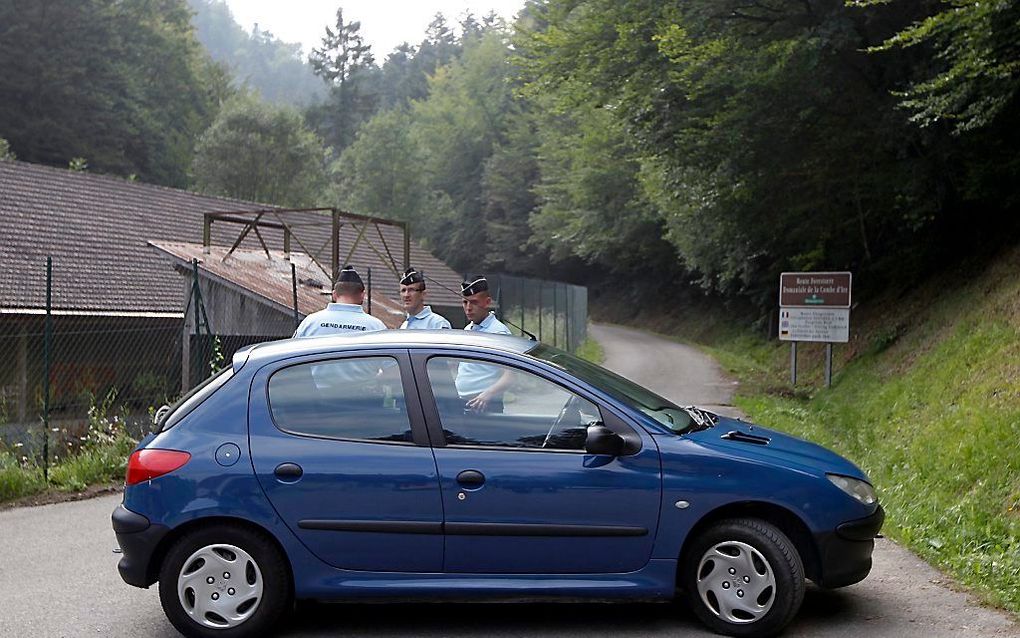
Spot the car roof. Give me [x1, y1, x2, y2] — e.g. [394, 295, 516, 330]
[234, 329, 538, 370]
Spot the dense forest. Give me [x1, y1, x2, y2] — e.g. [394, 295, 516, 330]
[187, 0, 324, 106]
[1, 0, 1018, 320]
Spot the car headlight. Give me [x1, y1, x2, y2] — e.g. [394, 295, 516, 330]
[827, 474, 877, 505]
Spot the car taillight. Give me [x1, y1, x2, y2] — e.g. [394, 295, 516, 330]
[125, 449, 191, 485]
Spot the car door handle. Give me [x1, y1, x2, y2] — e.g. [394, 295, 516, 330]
[274, 462, 303, 482]
[456, 470, 485, 488]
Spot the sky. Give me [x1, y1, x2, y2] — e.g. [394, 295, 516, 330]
[222, 0, 527, 58]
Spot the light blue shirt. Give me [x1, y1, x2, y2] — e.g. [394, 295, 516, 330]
[400, 306, 452, 330]
[293, 303, 387, 338]
[456, 313, 512, 397]
[292, 303, 388, 387]
[464, 312, 512, 336]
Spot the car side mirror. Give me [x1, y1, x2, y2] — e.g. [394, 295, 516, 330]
[585, 423, 623, 456]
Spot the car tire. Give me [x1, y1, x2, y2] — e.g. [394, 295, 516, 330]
[158, 524, 290, 638]
[681, 518, 804, 638]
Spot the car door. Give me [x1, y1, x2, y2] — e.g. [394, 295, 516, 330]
[249, 349, 444, 572]
[413, 351, 662, 574]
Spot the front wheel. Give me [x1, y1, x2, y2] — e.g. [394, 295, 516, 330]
[158, 525, 290, 638]
[681, 518, 804, 637]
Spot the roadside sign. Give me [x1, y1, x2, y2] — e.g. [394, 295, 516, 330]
[778, 307, 850, 343]
[779, 272, 851, 308]
[779, 271, 853, 387]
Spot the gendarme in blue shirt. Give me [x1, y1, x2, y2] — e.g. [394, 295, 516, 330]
[293, 303, 387, 338]
[399, 306, 452, 330]
[455, 312, 512, 397]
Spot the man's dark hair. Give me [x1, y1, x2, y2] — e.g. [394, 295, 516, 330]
[334, 281, 365, 296]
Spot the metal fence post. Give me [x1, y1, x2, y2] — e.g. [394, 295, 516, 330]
[367, 267, 372, 314]
[291, 262, 299, 331]
[192, 260, 202, 384]
[331, 209, 340, 283]
[566, 285, 572, 351]
[825, 343, 833, 388]
[519, 277, 525, 334]
[537, 281, 543, 341]
[496, 276, 504, 324]
[790, 342, 798, 385]
[43, 256, 52, 479]
[552, 283, 559, 348]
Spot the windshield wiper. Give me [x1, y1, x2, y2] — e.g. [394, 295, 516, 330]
[680, 406, 717, 433]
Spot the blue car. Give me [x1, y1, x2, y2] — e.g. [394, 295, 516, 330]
[112, 331, 882, 638]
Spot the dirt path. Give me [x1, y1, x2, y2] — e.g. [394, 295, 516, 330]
[589, 322, 1019, 637]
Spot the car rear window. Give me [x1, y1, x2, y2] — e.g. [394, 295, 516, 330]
[158, 367, 235, 431]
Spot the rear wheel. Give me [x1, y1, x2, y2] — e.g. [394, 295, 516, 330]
[158, 525, 290, 638]
[681, 518, 804, 637]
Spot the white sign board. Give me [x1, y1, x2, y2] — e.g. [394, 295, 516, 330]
[778, 308, 850, 343]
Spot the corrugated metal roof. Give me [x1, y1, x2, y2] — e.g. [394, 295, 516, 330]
[0, 160, 465, 314]
[150, 242, 407, 329]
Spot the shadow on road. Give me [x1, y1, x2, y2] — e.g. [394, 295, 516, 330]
[279, 587, 858, 637]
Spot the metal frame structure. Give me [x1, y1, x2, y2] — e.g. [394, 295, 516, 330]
[201, 208, 411, 284]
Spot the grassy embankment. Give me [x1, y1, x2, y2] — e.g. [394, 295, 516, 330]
[599, 244, 1020, 613]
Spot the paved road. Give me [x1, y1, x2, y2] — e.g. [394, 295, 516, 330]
[0, 323, 1015, 637]
[589, 322, 1019, 637]
[589, 323, 743, 418]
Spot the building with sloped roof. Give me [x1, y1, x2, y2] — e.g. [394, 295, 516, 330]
[0, 160, 464, 428]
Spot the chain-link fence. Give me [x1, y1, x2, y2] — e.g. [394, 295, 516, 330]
[0, 259, 588, 472]
[0, 313, 184, 470]
[488, 274, 588, 353]
[0, 259, 196, 471]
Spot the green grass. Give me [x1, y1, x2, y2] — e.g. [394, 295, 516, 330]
[47, 433, 136, 492]
[575, 335, 605, 364]
[0, 432, 137, 504]
[0, 450, 47, 502]
[689, 246, 1020, 613]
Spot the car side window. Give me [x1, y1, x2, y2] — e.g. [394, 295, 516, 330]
[268, 356, 412, 442]
[426, 356, 601, 451]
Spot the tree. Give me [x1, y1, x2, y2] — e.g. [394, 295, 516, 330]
[188, 0, 325, 107]
[480, 111, 545, 273]
[376, 43, 429, 108]
[0, 0, 230, 186]
[0, 138, 14, 161]
[417, 13, 460, 72]
[192, 95, 329, 206]
[306, 8, 378, 153]
[411, 30, 516, 270]
[332, 108, 428, 224]
[309, 8, 374, 86]
[514, 0, 947, 307]
[528, 101, 677, 276]
[858, 0, 1020, 134]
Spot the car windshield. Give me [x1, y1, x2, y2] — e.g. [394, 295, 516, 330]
[529, 343, 707, 434]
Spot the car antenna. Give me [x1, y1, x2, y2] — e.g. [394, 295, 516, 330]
[502, 318, 538, 341]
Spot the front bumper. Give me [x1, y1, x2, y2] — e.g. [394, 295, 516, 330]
[112, 504, 169, 588]
[813, 504, 885, 589]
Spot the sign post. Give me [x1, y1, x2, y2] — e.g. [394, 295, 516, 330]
[778, 272, 852, 387]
